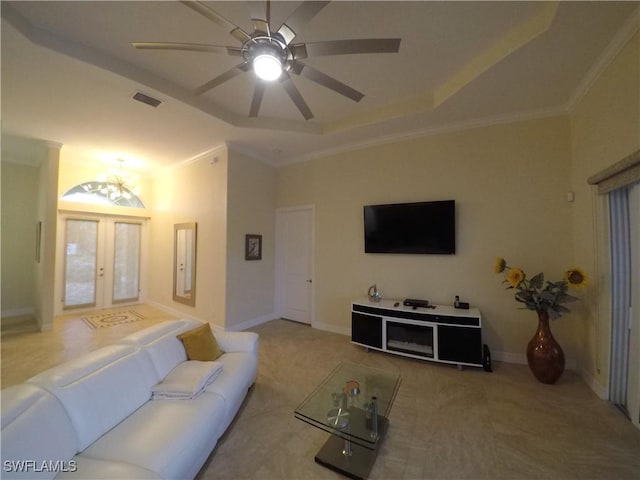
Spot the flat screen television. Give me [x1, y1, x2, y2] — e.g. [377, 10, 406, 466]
[364, 200, 455, 254]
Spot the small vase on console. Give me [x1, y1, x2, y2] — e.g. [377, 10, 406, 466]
[526, 309, 565, 384]
[367, 284, 382, 302]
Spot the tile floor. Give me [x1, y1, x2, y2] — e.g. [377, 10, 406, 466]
[2, 306, 639, 479]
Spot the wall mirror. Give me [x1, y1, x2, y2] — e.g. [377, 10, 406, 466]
[173, 222, 197, 306]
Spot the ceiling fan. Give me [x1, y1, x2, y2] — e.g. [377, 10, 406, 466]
[132, 1, 401, 120]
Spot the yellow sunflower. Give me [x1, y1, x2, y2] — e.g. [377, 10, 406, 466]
[565, 267, 588, 288]
[494, 257, 507, 274]
[506, 267, 525, 288]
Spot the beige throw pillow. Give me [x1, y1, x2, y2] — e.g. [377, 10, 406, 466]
[177, 323, 223, 361]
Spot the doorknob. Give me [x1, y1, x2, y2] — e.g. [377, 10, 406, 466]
[98, 267, 104, 278]
[306, 279, 312, 283]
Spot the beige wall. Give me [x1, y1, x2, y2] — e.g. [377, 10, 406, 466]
[37, 144, 61, 330]
[276, 116, 578, 361]
[0, 137, 58, 332]
[569, 31, 640, 393]
[225, 149, 276, 330]
[1, 162, 39, 315]
[148, 150, 229, 328]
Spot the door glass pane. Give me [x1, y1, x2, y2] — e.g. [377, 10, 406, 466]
[113, 222, 140, 302]
[64, 219, 98, 308]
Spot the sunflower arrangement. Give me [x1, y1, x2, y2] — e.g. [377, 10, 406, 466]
[494, 258, 588, 320]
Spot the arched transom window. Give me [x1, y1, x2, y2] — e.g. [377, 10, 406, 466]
[62, 182, 145, 208]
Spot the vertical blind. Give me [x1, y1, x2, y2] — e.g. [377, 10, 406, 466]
[608, 188, 631, 407]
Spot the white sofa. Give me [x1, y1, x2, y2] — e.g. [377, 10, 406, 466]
[1, 319, 259, 479]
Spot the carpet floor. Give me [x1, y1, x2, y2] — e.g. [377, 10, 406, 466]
[197, 319, 640, 480]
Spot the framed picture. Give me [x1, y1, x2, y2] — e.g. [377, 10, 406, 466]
[245, 234, 262, 261]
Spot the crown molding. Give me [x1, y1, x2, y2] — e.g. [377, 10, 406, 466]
[283, 106, 567, 167]
[152, 143, 228, 177]
[225, 142, 277, 167]
[565, 7, 639, 113]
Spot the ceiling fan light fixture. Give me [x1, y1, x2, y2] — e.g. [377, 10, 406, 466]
[253, 53, 282, 81]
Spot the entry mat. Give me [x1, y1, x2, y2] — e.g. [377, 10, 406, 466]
[82, 310, 145, 330]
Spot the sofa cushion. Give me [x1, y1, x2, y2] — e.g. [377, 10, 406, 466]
[177, 323, 223, 361]
[1, 384, 78, 480]
[57, 457, 161, 479]
[80, 391, 226, 480]
[27, 344, 158, 451]
[118, 319, 205, 380]
[205, 352, 258, 432]
[215, 331, 259, 355]
[151, 360, 223, 400]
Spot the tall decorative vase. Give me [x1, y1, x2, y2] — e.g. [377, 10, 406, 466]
[526, 309, 565, 384]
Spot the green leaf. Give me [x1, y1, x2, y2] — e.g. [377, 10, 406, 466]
[515, 291, 533, 302]
[529, 272, 544, 290]
[557, 293, 579, 303]
[540, 292, 556, 302]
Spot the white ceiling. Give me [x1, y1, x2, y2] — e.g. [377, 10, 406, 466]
[1, 1, 637, 173]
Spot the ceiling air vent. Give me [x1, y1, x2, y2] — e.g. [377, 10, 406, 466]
[132, 92, 162, 108]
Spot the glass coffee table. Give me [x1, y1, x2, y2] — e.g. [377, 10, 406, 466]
[294, 362, 401, 479]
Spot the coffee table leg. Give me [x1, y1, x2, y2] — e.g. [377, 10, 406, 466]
[313, 417, 388, 480]
[342, 437, 353, 457]
[314, 435, 376, 480]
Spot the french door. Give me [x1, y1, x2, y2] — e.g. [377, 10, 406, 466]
[58, 214, 146, 312]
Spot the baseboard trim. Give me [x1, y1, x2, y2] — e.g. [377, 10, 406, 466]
[578, 366, 609, 399]
[312, 321, 350, 336]
[492, 350, 577, 370]
[145, 301, 208, 324]
[492, 350, 528, 365]
[226, 313, 276, 332]
[1, 307, 35, 319]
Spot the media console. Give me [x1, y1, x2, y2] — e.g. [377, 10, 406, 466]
[351, 299, 483, 368]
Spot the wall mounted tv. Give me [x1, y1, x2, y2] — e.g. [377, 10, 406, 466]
[364, 200, 455, 254]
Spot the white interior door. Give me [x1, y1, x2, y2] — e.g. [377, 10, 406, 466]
[276, 206, 314, 324]
[58, 214, 145, 312]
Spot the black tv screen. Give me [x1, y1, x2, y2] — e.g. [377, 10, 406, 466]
[364, 200, 455, 254]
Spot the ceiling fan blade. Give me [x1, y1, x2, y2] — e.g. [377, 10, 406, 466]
[277, 1, 330, 45]
[181, 1, 251, 43]
[300, 38, 401, 58]
[194, 62, 251, 96]
[266, 0, 271, 26]
[249, 82, 267, 117]
[280, 73, 313, 120]
[253, 19, 270, 35]
[291, 61, 364, 102]
[248, 1, 271, 33]
[132, 42, 243, 56]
